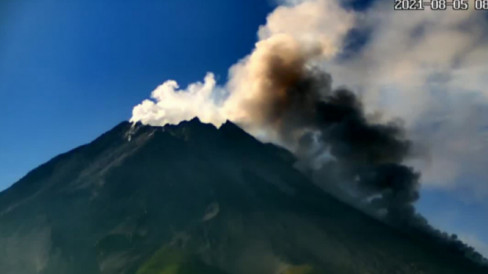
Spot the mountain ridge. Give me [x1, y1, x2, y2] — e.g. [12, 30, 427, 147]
[0, 118, 486, 274]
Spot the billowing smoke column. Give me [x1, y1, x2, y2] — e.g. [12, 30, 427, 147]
[131, 0, 419, 222]
[229, 41, 421, 222]
[131, 0, 418, 223]
[131, 0, 354, 129]
[131, 0, 487, 262]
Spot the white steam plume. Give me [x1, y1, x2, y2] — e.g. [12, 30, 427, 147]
[131, 73, 225, 126]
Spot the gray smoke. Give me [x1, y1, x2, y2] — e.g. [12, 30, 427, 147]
[240, 63, 420, 224]
[130, 0, 488, 263]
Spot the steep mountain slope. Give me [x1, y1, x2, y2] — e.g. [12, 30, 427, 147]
[0, 119, 486, 274]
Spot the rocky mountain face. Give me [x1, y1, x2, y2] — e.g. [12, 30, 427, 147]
[0, 118, 486, 274]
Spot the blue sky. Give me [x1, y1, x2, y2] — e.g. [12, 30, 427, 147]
[0, 0, 271, 187]
[1, 0, 487, 256]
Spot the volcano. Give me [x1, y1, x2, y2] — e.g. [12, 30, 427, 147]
[0, 118, 486, 274]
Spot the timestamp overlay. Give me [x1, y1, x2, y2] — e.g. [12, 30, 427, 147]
[394, 0, 488, 10]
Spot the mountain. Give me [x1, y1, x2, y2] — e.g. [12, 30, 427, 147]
[0, 118, 486, 274]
